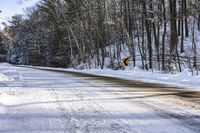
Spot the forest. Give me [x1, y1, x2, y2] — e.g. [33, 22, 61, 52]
[0, 0, 200, 74]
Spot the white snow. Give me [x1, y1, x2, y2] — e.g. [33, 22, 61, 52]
[0, 63, 15, 82]
[0, 73, 13, 82]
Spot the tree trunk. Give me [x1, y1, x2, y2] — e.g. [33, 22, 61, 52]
[184, 0, 189, 37]
[162, 0, 167, 71]
[143, 1, 152, 69]
[180, 0, 184, 53]
[169, 0, 178, 54]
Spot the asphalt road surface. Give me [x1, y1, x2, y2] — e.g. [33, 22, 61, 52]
[0, 64, 200, 133]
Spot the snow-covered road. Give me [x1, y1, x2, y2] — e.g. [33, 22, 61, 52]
[0, 64, 200, 133]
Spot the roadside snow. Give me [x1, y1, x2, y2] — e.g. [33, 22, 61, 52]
[67, 68, 200, 90]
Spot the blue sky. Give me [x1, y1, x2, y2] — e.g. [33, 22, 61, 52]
[0, 0, 40, 29]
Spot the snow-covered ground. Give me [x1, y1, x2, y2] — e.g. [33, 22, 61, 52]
[0, 63, 14, 82]
[0, 64, 200, 132]
[0, 73, 13, 82]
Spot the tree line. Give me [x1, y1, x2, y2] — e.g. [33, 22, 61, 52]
[0, 0, 200, 74]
